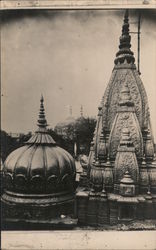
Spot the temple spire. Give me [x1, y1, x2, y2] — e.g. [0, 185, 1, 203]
[37, 95, 48, 130]
[114, 10, 135, 65]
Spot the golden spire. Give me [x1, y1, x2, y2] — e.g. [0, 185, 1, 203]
[37, 95, 48, 130]
[114, 10, 135, 65]
[27, 96, 56, 144]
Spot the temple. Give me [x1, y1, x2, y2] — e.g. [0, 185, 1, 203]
[2, 96, 76, 226]
[1, 10, 156, 229]
[76, 10, 156, 225]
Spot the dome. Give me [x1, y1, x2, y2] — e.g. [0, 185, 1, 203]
[4, 143, 76, 194]
[2, 96, 76, 220]
[55, 116, 76, 128]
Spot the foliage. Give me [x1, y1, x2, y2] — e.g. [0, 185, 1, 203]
[47, 128, 76, 156]
[54, 116, 96, 156]
[0, 130, 32, 162]
[1, 116, 96, 162]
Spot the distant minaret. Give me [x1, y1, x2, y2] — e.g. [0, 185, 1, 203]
[69, 105, 72, 117]
[80, 105, 83, 117]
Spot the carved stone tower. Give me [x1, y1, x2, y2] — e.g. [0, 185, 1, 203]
[76, 10, 156, 225]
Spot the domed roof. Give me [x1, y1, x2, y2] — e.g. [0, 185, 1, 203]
[3, 96, 76, 195]
[56, 116, 76, 128]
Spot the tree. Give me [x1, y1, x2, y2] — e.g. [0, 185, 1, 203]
[74, 117, 96, 155]
[0, 130, 32, 162]
[54, 116, 96, 156]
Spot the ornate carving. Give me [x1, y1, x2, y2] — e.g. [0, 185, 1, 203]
[114, 152, 139, 184]
[4, 173, 13, 190]
[88, 146, 95, 176]
[97, 130, 107, 161]
[102, 68, 150, 131]
[109, 112, 143, 159]
[132, 69, 150, 128]
[47, 175, 58, 192]
[148, 168, 156, 186]
[119, 171, 135, 197]
[30, 175, 45, 193]
[90, 167, 103, 191]
[102, 69, 117, 128]
[139, 168, 149, 186]
[77, 10, 156, 226]
[103, 168, 113, 186]
[14, 174, 27, 192]
[144, 130, 154, 160]
[87, 188, 99, 226]
[108, 70, 143, 129]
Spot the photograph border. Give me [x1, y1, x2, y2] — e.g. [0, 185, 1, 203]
[1, 1, 156, 249]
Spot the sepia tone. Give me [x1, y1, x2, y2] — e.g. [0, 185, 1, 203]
[1, 5, 156, 250]
[76, 10, 156, 226]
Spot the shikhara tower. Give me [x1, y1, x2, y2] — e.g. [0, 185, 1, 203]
[76, 10, 156, 225]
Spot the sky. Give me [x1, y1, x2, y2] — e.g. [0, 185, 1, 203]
[1, 9, 156, 139]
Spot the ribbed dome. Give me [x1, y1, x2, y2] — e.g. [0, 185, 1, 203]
[3, 96, 76, 195]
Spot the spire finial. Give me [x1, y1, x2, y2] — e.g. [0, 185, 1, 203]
[26, 96, 56, 144]
[120, 9, 130, 49]
[124, 9, 129, 19]
[69, 105, 72, 116]
[122, 9, 129, 35]
[37, 95, 48, 130]
[80, 105, 83, 117]
[114, 10, 135, 65]
[41, 94, 44, 102]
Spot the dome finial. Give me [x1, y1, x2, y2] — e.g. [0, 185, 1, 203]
[41, 94, 44, 102]
[37, 95, 48, 130]
[114, 9, 135, 65]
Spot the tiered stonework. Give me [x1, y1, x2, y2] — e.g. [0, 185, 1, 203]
[76, 10, 156, 225]
[2, 96, 76, 224]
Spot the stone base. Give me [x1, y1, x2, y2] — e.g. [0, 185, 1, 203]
[2, 217, 78, 230]
[2, 190, 75, 222]
[79, 172, 89, 188]
[76, 191, 156, 226]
